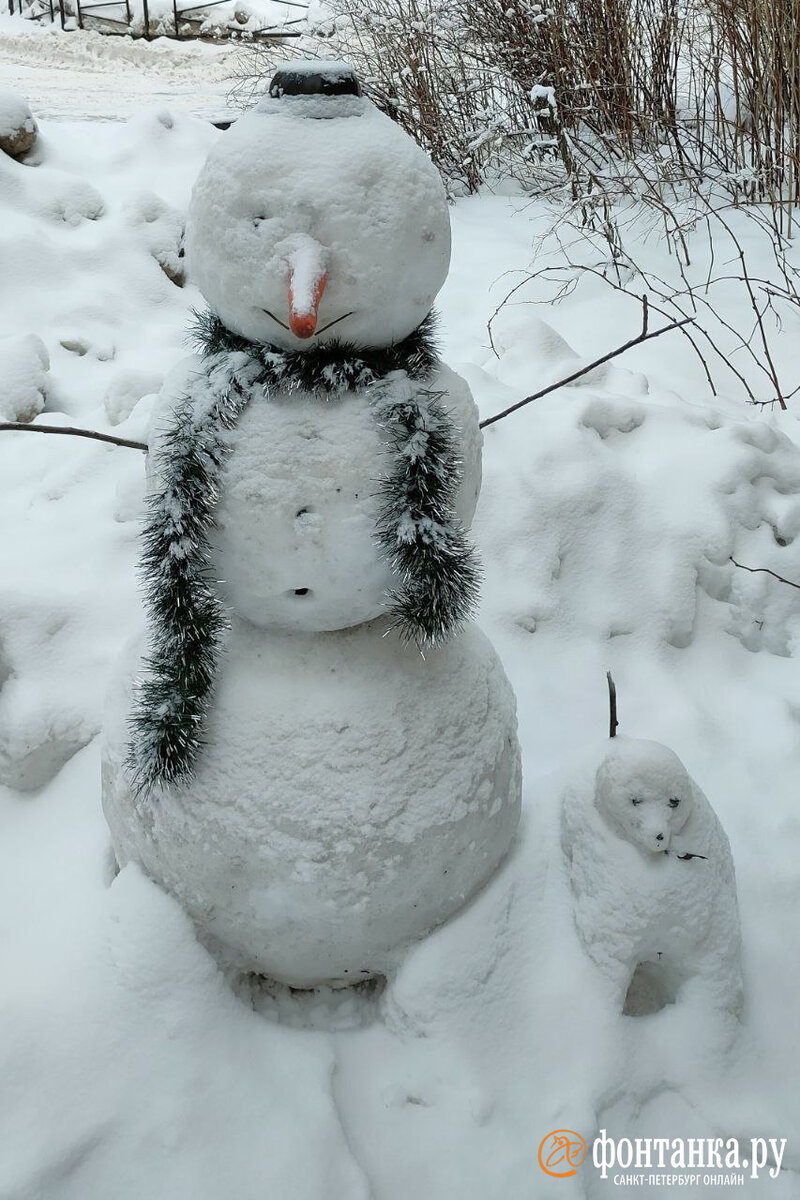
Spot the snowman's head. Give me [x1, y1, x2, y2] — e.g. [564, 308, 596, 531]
[185, 61, 451, 351]
[594, 738, 694, 854]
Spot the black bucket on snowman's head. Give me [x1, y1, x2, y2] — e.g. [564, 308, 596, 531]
[269, 63, 362, 100]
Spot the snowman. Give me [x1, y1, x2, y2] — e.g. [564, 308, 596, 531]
[102, 62, 522, 989]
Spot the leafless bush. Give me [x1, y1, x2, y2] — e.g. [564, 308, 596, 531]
[228, 0, 800, 410]
[495, 185, 800, 409]
[230, 0, 541, 195]
[701, 0, 800, 231]
[230, 0, 800, 213]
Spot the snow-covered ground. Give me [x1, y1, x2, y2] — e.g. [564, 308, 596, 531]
[0, 0, 306, 74]
[0, 18, 238, 120]
[2, 28, 800, 1200]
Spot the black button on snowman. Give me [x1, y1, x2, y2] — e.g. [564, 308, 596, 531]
[101, 61, 522, 988]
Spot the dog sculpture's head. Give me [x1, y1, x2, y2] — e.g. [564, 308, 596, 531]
[595, 738, 693, 854]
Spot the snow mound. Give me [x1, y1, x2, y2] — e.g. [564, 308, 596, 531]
[479, 390, 800, 656]
[489, 308, 579, 366]
[103, 367, 163, 426]
[0, 332, 48, 422]
[0, 141, 104, 226]
[0, 588, 111, 792]
[122, 189, 185, 286]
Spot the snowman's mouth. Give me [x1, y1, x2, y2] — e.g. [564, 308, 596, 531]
[260, 308, 354, 338]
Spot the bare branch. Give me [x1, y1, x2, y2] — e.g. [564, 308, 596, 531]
[0, 423, 147, 452]
[730, 556, 800, 591]
[607, 671, 619, 738]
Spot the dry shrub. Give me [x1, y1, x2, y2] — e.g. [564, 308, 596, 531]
[701, 0, 800, 227]
[231, 0, 800, 216]
[231, 0, 535, 194]
[228, 0, 800, 406]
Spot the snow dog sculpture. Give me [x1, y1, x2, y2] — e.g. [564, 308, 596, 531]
[562, 735, 742, 1016]
[102, 62, 522, 988]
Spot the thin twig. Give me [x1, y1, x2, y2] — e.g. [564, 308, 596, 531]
[479, 307, 694, 430]
[0, 423, 147, 452]
[730, 556, 800, 590]
[607, 671, 619, 738]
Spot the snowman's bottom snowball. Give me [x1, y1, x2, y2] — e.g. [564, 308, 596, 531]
[102, 618, 521, 986]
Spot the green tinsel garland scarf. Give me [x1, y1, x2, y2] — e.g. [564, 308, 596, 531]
[126, 312, 481, 797]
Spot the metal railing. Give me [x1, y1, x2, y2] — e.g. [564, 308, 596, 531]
[76, 0, 131, 29]
[171, 0, 307, 41]
[8, 0, 66, 25]
[5, 0, 308, 41]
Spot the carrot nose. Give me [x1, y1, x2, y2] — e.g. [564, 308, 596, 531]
[288, 268, 327, 339]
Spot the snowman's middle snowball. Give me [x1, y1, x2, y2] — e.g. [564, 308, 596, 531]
[149, 357, 482, 633]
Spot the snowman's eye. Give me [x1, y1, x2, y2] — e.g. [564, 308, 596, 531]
[668, 797, 680, 808]
[631, 797, 642, 806]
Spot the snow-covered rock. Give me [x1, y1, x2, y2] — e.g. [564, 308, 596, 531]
[0, 89, 37, 160]
[185, 73, 450, 350]
[561, 737, 742, 1016]
[0, 333, 48, 422]
[102, 616, 521, 986]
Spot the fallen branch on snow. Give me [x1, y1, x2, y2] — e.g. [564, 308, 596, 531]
[0, 422, 147, 452]
[607, 671, 619, 738]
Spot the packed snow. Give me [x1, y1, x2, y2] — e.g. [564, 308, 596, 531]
[1, 31, 800, 1200]
[0, 333, 48, 421]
